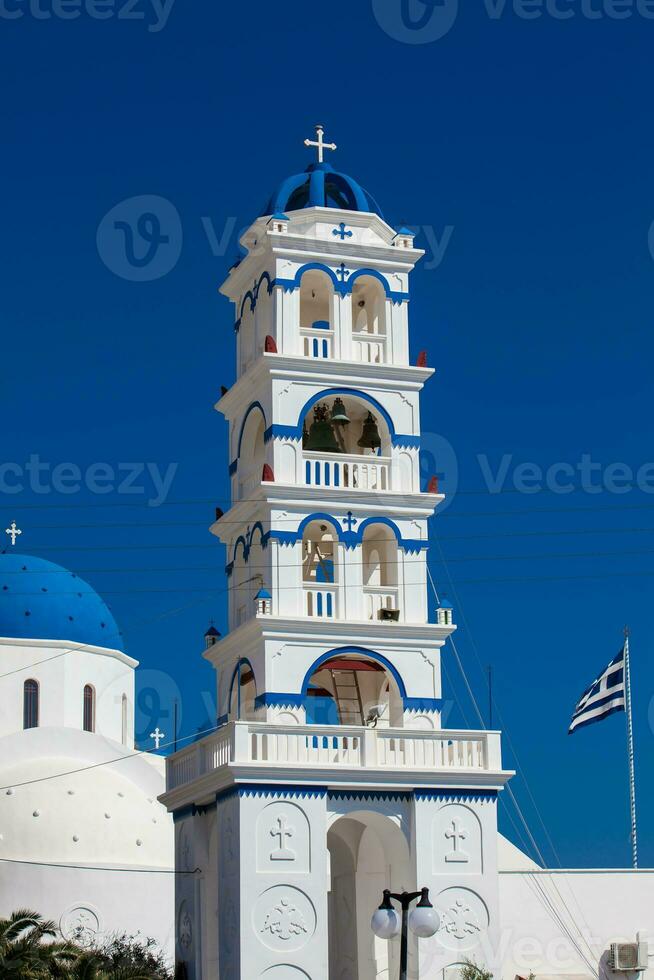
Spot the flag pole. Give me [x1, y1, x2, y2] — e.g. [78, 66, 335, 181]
[624, 626, 638, 869]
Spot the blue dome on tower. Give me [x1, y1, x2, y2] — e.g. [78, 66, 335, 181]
[0, 554, 124, 651]
[263, 162, 384, 219]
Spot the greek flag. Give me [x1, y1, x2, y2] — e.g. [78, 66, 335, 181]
[569, 648, 626, 734]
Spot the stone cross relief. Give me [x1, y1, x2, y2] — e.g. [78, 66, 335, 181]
[269, 814, 296, 861]
[444, 819, 469, 863]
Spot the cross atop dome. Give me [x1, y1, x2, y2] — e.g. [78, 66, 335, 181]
[304, 124, 337, 164]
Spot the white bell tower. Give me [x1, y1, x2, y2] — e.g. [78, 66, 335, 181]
[163, 130, 513, 980]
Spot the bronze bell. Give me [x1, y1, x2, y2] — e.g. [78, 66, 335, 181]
[357, 411, 382, 451]
[306, 404, 340, 453]
[330, 397, 350, 426]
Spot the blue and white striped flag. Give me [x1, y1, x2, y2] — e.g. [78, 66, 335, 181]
[569, 648, 626, 734]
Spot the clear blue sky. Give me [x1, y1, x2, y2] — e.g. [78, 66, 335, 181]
[2, 0, 653, 868]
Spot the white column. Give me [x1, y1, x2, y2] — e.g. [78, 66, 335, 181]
[336, 292, 352, 361]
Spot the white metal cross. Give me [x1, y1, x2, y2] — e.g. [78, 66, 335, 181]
[150, 727, 165, 749]
[304, 124, 337, 164]
[5, 521, 22, 546]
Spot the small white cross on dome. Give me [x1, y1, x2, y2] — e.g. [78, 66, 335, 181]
[304, 124, 337, 164]
[5, 521, 22, 546]
[150, 727, 165, 750]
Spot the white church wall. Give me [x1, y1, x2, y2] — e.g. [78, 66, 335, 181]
[236, 788, 329, 979]
[499, 870, 654, 980]
[0, 862, 174, 963]
[0, 727, 174, 962]
[0, 638, 136, 746]
[414, 793, 503, 979]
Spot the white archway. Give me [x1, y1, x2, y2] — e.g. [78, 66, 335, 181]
[328, 810, 412, 980]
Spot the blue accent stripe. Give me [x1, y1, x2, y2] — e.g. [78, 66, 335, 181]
[404, 698, 443, 712]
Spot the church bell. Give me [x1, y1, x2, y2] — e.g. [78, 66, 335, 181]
[357, 411, 382, 451]
[305, 404, 340, 453]
[330, 397, 350, 426]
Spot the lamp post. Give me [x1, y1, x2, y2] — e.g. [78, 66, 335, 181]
[371, 887, 440, 980]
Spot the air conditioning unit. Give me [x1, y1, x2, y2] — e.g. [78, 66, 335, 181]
[378, 608, 400, 623]
[610, 942, 648, 971]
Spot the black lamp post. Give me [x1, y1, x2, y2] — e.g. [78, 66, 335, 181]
[370, 887, 440, 980]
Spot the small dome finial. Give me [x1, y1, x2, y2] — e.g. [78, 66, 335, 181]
[304, 124, 337, 164]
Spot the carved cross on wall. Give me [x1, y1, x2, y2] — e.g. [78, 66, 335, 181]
[444, 819, 469, 863]
[270, 815, 296, 861]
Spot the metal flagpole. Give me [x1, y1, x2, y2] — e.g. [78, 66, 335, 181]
[624, 627, 638, 869]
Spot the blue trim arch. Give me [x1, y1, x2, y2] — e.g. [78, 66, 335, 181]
[231, 402, 269, 475]
[300, 646, 408, 700]
[265, 387, 420, 449]
[235, 271, 274, 331]
[228, 658, 257, 719]
[231, 521, 269, 565]
[274, 262, 408, 302]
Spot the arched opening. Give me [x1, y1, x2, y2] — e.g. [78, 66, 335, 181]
[302, 519, 338, 619]
[302, 393, 392, 492]
[300, 269, 334, 358]
[304, 652, 403, 727]
[23, 678, 39, 730]
[362, 524, 400, 622]
[351, 275, 387, 364]
[83, 683, 95, 732]
[228, 660, 257, 720]
[328, 811, 412, 980]
[237, 406, 266, 499]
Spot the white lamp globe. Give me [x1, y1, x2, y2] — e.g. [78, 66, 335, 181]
[409, 889, 440, 938]
[371, 892, 401, 939]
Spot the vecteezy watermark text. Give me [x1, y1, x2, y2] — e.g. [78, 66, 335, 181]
[97, 196, 455, 282]
[0, 455, 178, 507]
[372, 0, 654, 45]
[0, 0, 175, 31]
[479, 452, 654, 495]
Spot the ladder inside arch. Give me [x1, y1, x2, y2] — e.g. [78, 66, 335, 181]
[329, 669, 364, 726]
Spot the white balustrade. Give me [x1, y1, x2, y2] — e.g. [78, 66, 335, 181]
[166, 723, 499, 791]
[363, 585, 400, 620]
[238, 470, 261, 499]
[352, 331, 386, 364]
[300, 327, 333, 359]
[303, 583, 338, 619]
[303, 451, 390, 491]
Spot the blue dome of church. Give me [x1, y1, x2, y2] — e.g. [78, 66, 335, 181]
[263, 162, 384, 219]
[0, 554, 124, 651]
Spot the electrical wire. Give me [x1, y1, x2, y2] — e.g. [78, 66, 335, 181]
[0, 857, 198, 874]
[426, 562, 601, 974]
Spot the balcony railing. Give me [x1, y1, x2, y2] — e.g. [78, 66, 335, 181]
[363, 584, 400, 621]
[304, 451, 390, 491]
[352, 330, 386, 364]
[303, 583, 338, 618]
[166, 722, 504, 792]
[301, 327, 333, 359]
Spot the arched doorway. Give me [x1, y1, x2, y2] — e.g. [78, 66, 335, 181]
[328, 811, 412, 980]
[305, 652, 403, 727]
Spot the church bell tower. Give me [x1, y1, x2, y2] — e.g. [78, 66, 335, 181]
[163, 128, 512, 980]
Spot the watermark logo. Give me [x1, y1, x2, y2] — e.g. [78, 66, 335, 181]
[135, 668, 182, 746]
[420, 432, 459, 511]
[373, 0, 654, 44]
[97, 195, 182, 282]
[372, 0, 459, 43]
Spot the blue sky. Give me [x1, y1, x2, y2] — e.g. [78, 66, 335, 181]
[2, 0, 653, 868]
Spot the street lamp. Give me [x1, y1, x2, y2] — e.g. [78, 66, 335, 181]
[371, 887, 440, 980]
